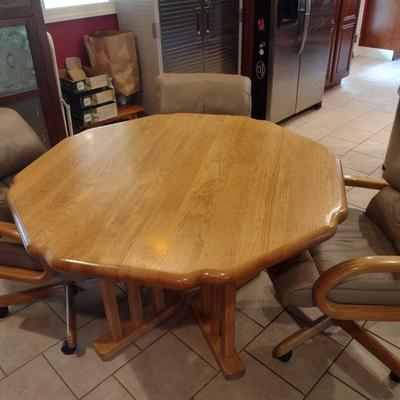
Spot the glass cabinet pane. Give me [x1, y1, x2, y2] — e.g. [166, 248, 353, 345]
[0, 24, 38, 97]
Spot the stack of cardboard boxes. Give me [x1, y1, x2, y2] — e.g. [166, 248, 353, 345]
[59, 57, 118, 130]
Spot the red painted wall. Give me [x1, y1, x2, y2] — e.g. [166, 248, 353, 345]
[46, 14, 119, 69]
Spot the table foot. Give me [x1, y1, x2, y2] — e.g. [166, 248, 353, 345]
[94, 280, 182, 360]
[192, 284, 245, 380]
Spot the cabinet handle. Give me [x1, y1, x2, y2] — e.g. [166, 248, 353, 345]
[205, 6, 210, 35]
[196, 7, 202, 36]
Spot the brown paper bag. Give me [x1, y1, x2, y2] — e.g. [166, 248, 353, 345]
[84, 30, 140, 96]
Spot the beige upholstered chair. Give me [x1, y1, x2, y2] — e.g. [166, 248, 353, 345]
[267, 163, 400, 382]
[156, 73, 252, 116]
[0, 108, 82, 354]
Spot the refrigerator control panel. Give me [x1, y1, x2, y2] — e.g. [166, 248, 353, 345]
[251, 2, 269, 119]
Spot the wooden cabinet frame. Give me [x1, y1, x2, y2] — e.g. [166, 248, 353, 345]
[0, 0, 66, 146]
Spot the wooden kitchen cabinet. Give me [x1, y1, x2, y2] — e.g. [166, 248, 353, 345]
[360, 0, 400, 53]
[0, 0, 66, 146]
[325, 0, 361, 89]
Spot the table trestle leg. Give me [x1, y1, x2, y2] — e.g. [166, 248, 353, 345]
[151, 287, 166, 313]
[201, 284, 212, 317]
[93, 279, 182, 360]
[192, 283, 245, 379]
[100, 280, 123, 340]
[126, 283, 144, 327]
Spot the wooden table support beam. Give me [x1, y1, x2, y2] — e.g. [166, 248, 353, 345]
[192, 283, 245, 380]
[126, 282, 144, 327]
[94, 279, 182, 360]
[100, 280, 123, 340]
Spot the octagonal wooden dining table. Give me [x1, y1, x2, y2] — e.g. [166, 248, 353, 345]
[7, 113, 347, 379]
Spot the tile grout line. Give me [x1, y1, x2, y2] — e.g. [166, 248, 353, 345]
[362, 326, 400, 353]
[244, 350, 305, 397]
[0, 365, 5, 381]
[235, 305, 271, 329]
[113, 373, 140, 400]
[169, 330, 219, 372]
[0, 305, 71, 379]
[189, 369, 221, 399]
[301, 335, 356, 399]
[41, 354, 80, 400]
[242, 308, 288, 352]
[325, 371, 370, 400]
[83, 376, 138, 400]
[0, 302, 34, 326]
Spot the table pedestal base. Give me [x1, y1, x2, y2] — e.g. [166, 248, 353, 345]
[192, 283, 245, 380]
[94, 280, 182, 360]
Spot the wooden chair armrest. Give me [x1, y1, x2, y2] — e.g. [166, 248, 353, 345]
[313, 256, 400, 321]
[0, 221, 22, 242]
[0, 222, 54, 284]
[0, 263, 54, 284]
[343, 175, 388, 190]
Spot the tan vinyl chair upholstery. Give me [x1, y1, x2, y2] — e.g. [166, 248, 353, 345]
[268, 203, 399, 308]
[0, 108, 82, 353]
[0, 108, 46, 224]
[268, 165, 400, 309]
[156, 73, 252, 116]
[267, 159, 400, 380]
[0, 108, 46, 269]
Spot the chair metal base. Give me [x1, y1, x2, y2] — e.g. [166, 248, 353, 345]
[0, 281, 79, 354]
[273, 315, 400, 382]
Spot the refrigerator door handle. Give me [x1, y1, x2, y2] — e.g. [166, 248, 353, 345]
[298, 11, 310, 55]
[196, 7, 202, 36]
[204, 6, 211, 35]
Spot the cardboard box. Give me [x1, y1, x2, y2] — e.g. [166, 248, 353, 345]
[72, 102, 118, 126]
[65, 88, 116, 109]
[59, 66, 110, 94]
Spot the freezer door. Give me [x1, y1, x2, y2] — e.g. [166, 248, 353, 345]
[267, 0, 301, 123]
[203, 0, 239, 74]
[296, 0, 333, 113]
[159, 0, 204, 73]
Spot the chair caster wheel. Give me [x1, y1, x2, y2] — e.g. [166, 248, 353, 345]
[0, 307, 9, 318]
[277, 351, 293, 363]
[390, 371, 400, 383]
[61, 340, 76, 355]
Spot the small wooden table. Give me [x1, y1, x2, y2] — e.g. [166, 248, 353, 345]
[7, 114, 347, 379]
[75, 104, 144, 132]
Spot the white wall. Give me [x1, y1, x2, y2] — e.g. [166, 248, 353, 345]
[353, 0, 366, 57]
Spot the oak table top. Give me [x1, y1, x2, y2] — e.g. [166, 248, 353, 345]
[7, 113, 347, 290]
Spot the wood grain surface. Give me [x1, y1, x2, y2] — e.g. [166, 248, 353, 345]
[7, 114, 347, 289]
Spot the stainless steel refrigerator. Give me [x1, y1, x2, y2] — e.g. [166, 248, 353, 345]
[251, 0, 333, 122]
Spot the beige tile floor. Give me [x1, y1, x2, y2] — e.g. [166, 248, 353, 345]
[1, 56, 400, 400]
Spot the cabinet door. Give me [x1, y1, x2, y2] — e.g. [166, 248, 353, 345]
[159, 0, 204, 73]
[325, 0, 341, 87]
[332, 0, 360, 83]
[360, 0, 400, 52]
[203, 0, 239, 74]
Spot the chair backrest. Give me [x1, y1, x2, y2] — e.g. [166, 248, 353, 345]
[156, 73, 252, 116]
[0, 108, 46, 181]
[366, 159, 400, 254]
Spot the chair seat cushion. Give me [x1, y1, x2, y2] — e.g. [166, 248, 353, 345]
[268, 208, 399, 307]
